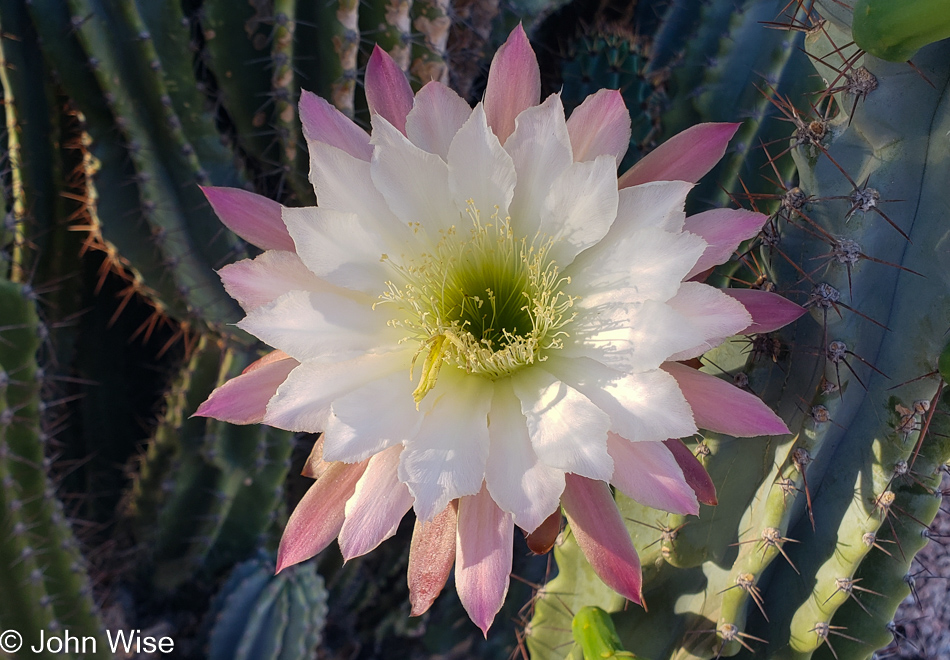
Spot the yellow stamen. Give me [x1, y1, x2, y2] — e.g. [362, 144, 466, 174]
[380, 202, 576, 403]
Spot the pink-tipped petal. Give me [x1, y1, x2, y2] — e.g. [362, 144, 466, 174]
[276, 460, 368, 572]
[566, 89, 632, 165]
[663, 439, 717, 506]
[298, 89, 373, 160]
[663, 361, 790, 437]
[723, 288, 807, 334]
[456, 484, 514, 636]
[483, 24, 540, 144]
[365, 45, 414, 135]
[607, 435, 699, 516]
[201, 186, 295, 252]
[560, 474, 642, 604]
[408, 501, 458, 616]
[684, 208, 769, 279]
[339, 445, 414, 560]
[617, 123, 740, 189]
[193, 352, 298, 424]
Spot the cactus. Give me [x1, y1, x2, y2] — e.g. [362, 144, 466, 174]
[0, 278, 109, 659]
[852, 0, 950, 62]
[0, 0, 529, 654]
[527, 1, 950, 659]
[128, 333, 294, 589]
[2, 0, 950, 657]
[204, 553, 328, 660]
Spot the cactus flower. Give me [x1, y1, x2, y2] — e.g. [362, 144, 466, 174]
[195, 25, 805, 634]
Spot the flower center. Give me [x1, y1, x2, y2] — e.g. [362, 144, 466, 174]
[379, 203, 576, 402]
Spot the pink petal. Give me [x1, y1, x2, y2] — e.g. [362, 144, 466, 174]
[483, 24, 540, 144]
[663, 439, 717, 506]
[607, 435, 698, 516]
[276, 460, 369, 572]
[663, 361, 790, 437]
[617, 123, 740, 189]
[723, 288, 807, 334]
[339, 445, 414, 560]
[200, 186, 295, 252]
[365, 45, 414, 135]
[456, 484, 514, 635]
[408, 501, 458, 616]
[560, 474, 642, 605]
[566, 89, 632, 165]
[193, 352, 298, 424]
[684, 208, 768, 279]
[298, 89, 372, 161]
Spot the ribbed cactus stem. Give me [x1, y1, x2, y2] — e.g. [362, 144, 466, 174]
[362, 0, 413, 73]
[410, 0, 452, 87]
[0, 280, 108, 659]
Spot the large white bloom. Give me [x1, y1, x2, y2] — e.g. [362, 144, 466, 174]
[197, 26, 803, 633]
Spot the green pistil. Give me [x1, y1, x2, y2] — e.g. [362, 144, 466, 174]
[380, 203, 576, 402]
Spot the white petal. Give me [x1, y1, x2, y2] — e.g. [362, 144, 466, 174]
[323, 369, 423, 462]
[308, 140, 406, 244]
[237, 289, 398, 363]
[447, 104, 517, 221]
[561, 300, 706, 373]
[666, 282, 754, 361]
[339, 445, 414, 560]
[219, 250, 333, 312]
[263, 350, 412, 432]
[371, 114, 459, 235]
[503, 95, 573, 238]
[566, 227, 707, 308]
[283, 206, 391, 295]
[399, 370, 494, 521]
[510, 367, 613, 481]
[485, 380, 566, 533]
[544, 356, 696, 443]
[405, 82, 472, 159]
[613, 180, 693, 235]
[540, 155, 618, 268]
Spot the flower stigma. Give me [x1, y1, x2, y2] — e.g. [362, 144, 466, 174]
[378, 201, 577, 403]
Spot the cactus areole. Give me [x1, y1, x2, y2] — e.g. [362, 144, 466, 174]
[195, 25, 803, 634]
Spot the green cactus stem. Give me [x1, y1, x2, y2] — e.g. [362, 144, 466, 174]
[205, 553, 328, 660]
[852, 0, 950, 62]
